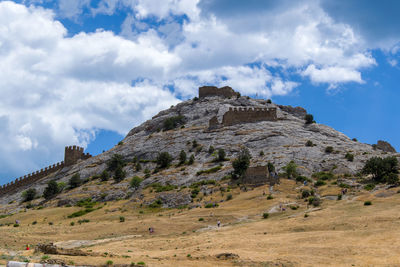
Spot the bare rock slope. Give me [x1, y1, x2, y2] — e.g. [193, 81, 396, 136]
[1, 94, 398, 209]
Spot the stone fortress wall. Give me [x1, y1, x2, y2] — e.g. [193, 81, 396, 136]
[0, 146, 91, 196]
[243, 166, 279, 186]
[222, 107, 277, 126]
[199, 86, 239, 99]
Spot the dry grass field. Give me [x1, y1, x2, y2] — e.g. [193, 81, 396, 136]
[1, 179, 400, 266]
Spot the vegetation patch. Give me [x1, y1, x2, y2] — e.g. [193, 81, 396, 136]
[163, 115, 185, 131]
[196, 165, 222, 176]
[312, 171, 334, 180]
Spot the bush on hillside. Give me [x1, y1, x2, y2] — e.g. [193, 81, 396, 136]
[157, 152, 173, 168]
[304, 114, 314, 124]
[130, 176, 143, 189]
[163, 115, 185, 131]
[69, 173, 82, 189]
[107, 154, 126, 172]
[284, 161, 298, 179]
[232, 148, 251, 178]
[43, 180, 60, 200]
[179, 150, 187, 165]
[22, 188, 37, 202]
[362, 156, 399, 184]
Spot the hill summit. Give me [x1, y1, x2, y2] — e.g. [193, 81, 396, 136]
[0, 86, 398, 210]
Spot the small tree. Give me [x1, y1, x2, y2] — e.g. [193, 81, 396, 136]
[208, 146, 215, 154]
[179, 150, 187, 165]
[114, 166, 126, 182]
[130, 176, 143, 189]
[325, 146, 333, 153]
[157, 152, 173, 168]
[304, 114, 314, 124]
[267, 162, 275, 173]
[69, 173, 82, 189]
[217, 148, 226, 161]
[232, 148, 251, 178]
[362, 156, 399, 183]
[345, 152, 354, 162]
[135, 162, 142, 171]
[284, 161, 298, 179]
[22, 188, 37, 202]
[188, 154, 195, 165]
[100, 170, 110, 181]
[107, 154, 126, 172]
[43, 180, 60, 200]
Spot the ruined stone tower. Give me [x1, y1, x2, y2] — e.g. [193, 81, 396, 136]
[64, 145, 92, 166]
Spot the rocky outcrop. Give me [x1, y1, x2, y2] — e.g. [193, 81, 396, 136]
[278, 105, 307, 118]
[375, 140, 397, 153]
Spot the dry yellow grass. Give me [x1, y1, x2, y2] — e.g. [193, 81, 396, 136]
[1, 179, 400, 266]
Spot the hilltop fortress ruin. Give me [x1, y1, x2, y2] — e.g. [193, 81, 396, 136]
[0, 146, 91, 196]
[201, 86, 278, 129]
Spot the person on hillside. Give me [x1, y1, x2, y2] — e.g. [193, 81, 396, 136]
[149, 227, 154, 234]
[217, 220, 221, 227]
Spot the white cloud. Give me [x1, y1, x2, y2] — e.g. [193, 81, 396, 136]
[302, 64, 363, 84]
[0, 1, 180, 179]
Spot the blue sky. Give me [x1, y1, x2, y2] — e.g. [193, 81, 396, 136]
[0, 0, 400, 184]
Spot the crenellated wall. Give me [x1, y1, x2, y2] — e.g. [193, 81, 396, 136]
[199, 86, 239, 99]
[0, 162, 64, 196]
[243, 166, 279, 186]
[222, 107, 277, 126]
[0, 146, 92, 197]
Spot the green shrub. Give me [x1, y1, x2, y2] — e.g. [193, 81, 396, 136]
[217, 148, 226, 161]
[337, 194, 342, 200]
[232, 148, 251, 178]
[137, 262, 145, 266]
[69, 173, 82, 189]
[305, 140, 314, 147]
[190, 188, 200, 199]
[267, 162, 275, 172]
[148, 199, 163, 208]
[325, 146, 333, 153]
[119, 216, 125, 222]
[208, 146, 215, 154]
[32, 221, 37, 225]
[148, 183, 177, 192]
[262, 213, 269, 219]
[100, 170, 110, 181]
[198, 217, 204, 221]
[118, 141, 123, 145]
[304, 114, 314, 124]
[179, 150, 187, 165]
[296, 176, 310, 183]
[135, 162, 142, 171]
[345, 152, 354, 162]
[78, 219, 90, 224]
[259, 151, 264, 156]
[163, 115, 185, 131]
[113, 166, 126, 182]
[156, 152, 173, 168]
[130, 176, 143, 189]
[22, 188, 37, 202]
[308, 196, 321, 206]
[312, 171, 334, 180]
[364, 201, 372, 206]
[76, 198, 97, 208]
[339, 183, 350, 188]
[196, 165, 222, 175]
[314, 180, 326, 187]
[43, 180, 60, 200]
[267, 194, 273, 200]
[266, 99, 272, 104]
[226, 194, 233, 201]
[106, 260, 113, 266]
[70, 222, 75, 226]
[13, 223, 19, 227]
[188, 154, 195, 165]
[205, 203, 218, 208]
[107, 154, 126, 172]
[364, 184, 375, 191]
[301, 189, 312, 199]
[284, 161, 298, 179]
[192, 140, 198, 148]
[67, 208, 95, 218]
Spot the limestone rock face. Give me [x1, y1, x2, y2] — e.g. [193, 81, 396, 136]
[376, 140, 397, 153]
[1, 96, 399, 209]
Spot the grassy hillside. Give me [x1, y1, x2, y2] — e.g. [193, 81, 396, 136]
[1, 178, 400, 266]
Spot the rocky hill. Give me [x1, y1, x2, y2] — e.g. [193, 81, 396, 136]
[0, 87, 398, 212]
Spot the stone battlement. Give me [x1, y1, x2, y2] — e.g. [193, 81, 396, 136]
[209, 106, 277, 129]
[222, 107, 277, 126]
[0, 146, 92, 196]
[199, 86, 239, 99]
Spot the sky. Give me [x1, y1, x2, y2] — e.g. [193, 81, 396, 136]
[0, 0, 400, 184]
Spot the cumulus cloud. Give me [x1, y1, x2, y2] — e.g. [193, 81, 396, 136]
[0, 0, 386, 181]
[0, 1, 180, 179]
